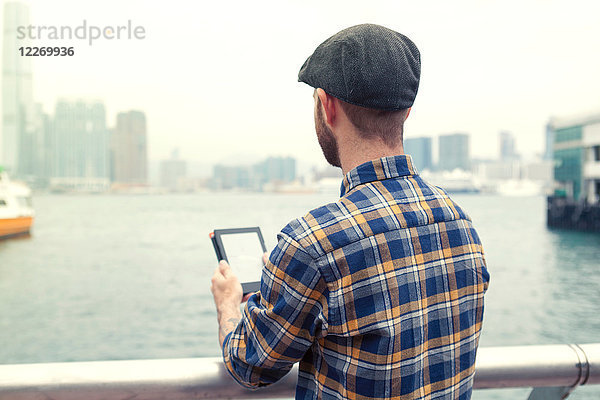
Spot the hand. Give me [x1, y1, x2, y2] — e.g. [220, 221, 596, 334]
[210, 253, 268, 348]
[211, 260, 244, 348]
[211, 260, 243, 311]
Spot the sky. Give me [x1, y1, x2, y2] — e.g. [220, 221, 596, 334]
[3, 0, 600, 169]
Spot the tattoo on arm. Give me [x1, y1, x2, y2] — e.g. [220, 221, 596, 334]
[219, 317, 240, 343]
[218, 309, 242, 349]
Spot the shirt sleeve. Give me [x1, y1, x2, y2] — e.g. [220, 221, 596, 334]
[222, 232, 329, 388]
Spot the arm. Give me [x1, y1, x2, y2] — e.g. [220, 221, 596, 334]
[213, 234, 328, 388]
[211, 260, 256, 348]
[217, 301, 242, 349]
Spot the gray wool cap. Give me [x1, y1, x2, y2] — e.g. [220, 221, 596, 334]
[298, 24, 421, 111]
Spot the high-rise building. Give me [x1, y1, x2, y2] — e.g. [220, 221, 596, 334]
[212, 164, 253, 190]
[50, 100, 110, 191]
[18, 103, 50, 184]
[404, 137, 432, 171]
[160, 149, 187, 190]
[2, 1, 35, 174]
[499, 131, 518, 161]
[253, 156, 296, 186]
[438, 133, 470, 171]
[111, 110, 147, 185]
[211, 156, 297, 190]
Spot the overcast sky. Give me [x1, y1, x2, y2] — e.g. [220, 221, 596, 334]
[5, 0, 600, 168]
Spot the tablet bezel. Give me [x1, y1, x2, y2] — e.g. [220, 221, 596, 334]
[212, 227, 266, 294]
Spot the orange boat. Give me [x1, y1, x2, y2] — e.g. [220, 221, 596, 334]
[0, 169, 34, 239]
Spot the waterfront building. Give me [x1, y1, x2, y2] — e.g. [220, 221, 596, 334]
[499, 131, 518, 161]
[521, 160, 553, 183]
[17, 103, 51, 186]
[550, 113, 600, 202]
[1, 1, 35, 175]
[212, 165, 253, 190]
[438, 133, 470, 171]
[253, 156, 296, 187]
[111, 110, 147, 186]
[50, 100, 110, 192]
[544, 123, 554, 161]
[404, 137, 432, 171]
[475, 160, 519, 181]
[547, 112, 600, 231]
[211, 156, 296, 191]
[160, 149, 187, 191]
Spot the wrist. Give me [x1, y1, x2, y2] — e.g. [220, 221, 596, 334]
[217, 303, 241, 323]
[217, 307, 242, 349]
[216, 299, 240, 316]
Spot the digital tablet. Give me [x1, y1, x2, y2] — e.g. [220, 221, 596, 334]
[210, 227, 267, 294]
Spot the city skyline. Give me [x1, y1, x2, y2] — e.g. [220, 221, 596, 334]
[0, 0, 598, 169]
[0, 0, 558, 194]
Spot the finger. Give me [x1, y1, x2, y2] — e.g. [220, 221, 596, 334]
[210, 274, 217, 293]
[212, 265, 223, 280]
[242, 292, 254, 302]
[219, 260, 230, 276]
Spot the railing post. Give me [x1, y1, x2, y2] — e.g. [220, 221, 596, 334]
[528, 386, 573, 400]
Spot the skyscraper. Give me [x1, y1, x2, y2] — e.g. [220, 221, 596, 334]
[404, 137, 432, 172]
[253, 156, 296, 186]
[212, 164, 253, 190]
[111, 110, 147, 185]
[438, 133, 470, 171]
[160, 149, 187, 190]
[50, 100, 110, 191]
[211, 156, 297, 191]
[499, 131, 517, 161]
[2, 1, 35, 174]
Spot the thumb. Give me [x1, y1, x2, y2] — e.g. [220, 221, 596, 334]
[219, 260, 230, 276]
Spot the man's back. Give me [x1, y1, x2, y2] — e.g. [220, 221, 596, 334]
[223, 155, 490, 399]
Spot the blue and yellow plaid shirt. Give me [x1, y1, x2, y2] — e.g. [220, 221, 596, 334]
[223, 155, 490, 399]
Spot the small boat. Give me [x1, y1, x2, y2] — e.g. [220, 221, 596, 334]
[0, 168, 34, 239]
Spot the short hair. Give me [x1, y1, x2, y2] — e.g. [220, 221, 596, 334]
[338, 100, 409, 147]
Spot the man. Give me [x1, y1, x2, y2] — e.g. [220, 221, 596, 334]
[211, 24, 490, 399]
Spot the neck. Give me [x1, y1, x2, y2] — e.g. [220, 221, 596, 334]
[338, 134, 404, 175]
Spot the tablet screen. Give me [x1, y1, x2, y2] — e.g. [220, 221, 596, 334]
[220, 232, 264, 284]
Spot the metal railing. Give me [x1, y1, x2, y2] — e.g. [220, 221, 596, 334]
[0, 343, 598, 399]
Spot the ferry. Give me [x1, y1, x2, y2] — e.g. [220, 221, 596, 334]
[0, 168, 34, 239]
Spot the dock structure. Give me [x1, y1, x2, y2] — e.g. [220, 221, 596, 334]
[547, 112, 600, 231]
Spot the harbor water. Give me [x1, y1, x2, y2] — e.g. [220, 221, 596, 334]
[1, 192, 599, 399]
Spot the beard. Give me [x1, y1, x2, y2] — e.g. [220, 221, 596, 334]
[315, 103, 341, 168]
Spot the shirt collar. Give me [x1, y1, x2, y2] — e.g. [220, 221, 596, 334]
[340, 155, 418, 197]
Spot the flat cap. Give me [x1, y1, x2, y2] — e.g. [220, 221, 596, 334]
[298, 24, 421, 110]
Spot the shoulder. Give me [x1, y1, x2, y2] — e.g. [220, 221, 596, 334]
[278, 200, 349, 259]
[276, 175, 474, 258]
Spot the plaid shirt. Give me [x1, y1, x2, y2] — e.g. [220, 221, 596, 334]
[223, 155, 490, 399]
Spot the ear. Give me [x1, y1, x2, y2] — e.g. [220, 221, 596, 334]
[316, 88, 336, 126]
[405, 107, 412, 120]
